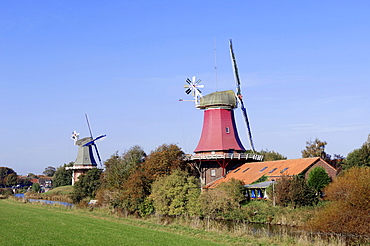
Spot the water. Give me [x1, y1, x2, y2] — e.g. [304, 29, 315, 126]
[14, 193, 74, 207]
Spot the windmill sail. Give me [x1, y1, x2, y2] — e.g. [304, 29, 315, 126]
[229, 39, 256, 152]
[85, 114, 105, 167]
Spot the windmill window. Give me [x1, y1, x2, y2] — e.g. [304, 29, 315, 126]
[233, 168, 241, 173]
[259, 167, 268, 172]
[211, 169, 216, 177]
[226, 127, 230, 133]
[269, 168, 277, 173]
[242, 168, 250, 173]
[280, 167, 289, 173]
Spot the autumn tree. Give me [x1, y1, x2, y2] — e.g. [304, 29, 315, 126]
[342, 143, 370, 170]
[111, 144, 187, 215]
[306, 166, 331, 194]
[274, 176, 318, 208]
[301, 138, 327, 159]
[151, 170, 200, 216]
[306, 167, 370, 235]
[0, 167, 17, 187]
[142, 144, 188, 182]
[53, 162, 73, 187]
[103, 145, 146, 189]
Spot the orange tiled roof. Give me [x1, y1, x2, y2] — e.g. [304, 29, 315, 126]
[206, 157, 330, 188]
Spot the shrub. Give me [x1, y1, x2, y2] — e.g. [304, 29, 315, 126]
[151, 170, 200, 216]
[307, 166, 331, 194]
[275, 176, 318, 208]
[199, 179, 246, 220]
[306, 166, 370, 235]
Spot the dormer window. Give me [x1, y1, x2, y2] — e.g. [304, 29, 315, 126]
[259, 167, 268, 172]
[280, 167, 289, 173]
[242, 168, 250, 173]
[233, 168, 241, 173]
[269, 168, 277, 174]
[226, 127, 230, 133]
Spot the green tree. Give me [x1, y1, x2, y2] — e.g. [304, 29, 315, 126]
[307, 166, 331, 193]
[27, 173, 37, 179]
[301, 138, 327, 159]
[259, 149, 287, 161]
[117, 144, 187, 215]
[103, 146, 146, 189]
[53, 162, 73, 187]
[71, 168, 102, 203]
[199, 179, 246, 219]
[42, 166, 56, 177]
[307, 167, 370, 235]
[342, 143, 370, 170]
[31, 183, 41, 193]
[151, 170, 200, 216]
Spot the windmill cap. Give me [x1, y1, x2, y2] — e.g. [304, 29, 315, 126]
[198, 90, 236, 109]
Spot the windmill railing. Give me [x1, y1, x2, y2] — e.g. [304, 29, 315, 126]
[186, 153, 263, 161]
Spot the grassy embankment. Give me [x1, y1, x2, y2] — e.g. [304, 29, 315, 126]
[1, 198, 345, 246]
[25, 185, 74, 203]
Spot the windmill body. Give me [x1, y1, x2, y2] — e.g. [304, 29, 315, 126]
[194, 90, 245, 153]
[67, 116, 105, 185]
[68, 135, 102, 185]
[184, 40, 263, 187]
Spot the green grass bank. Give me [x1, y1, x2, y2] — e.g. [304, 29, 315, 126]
[0, 199, 346, 246]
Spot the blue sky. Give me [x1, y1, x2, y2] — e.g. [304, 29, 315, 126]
[1, 1, 369, 175]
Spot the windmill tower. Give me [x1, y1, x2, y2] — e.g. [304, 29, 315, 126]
[67, 115, 106, 185]
[184, 40, 263, 186]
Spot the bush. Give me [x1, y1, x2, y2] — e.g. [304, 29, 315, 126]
[307, 166, 331, 194]
[0, 188, 13, 198]
[275, 176, 318, 208]
[151, 170, 200, 216]
[31, 183, 41, 193]
[306, 167, 370, 235]
[199, 179, 246, 220]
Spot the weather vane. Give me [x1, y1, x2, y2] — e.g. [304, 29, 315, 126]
[71, 130, 80, 145]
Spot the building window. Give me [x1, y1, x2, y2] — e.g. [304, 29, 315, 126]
[269, 168, 277, 173]
[226, 127, 230, 133]
[280, 167, 289, 173]
[211, 169, 216, 177]
[233, 168, 241, 173]
[259, 167, 268, 172]
[242, 168, 250, 173]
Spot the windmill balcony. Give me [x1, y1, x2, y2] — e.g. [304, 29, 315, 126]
[186, 153, 263, 161]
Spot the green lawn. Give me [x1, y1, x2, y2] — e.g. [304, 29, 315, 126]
[0, 200, 225, 246]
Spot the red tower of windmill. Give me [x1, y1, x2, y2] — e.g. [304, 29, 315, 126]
[184, 40, 263, 187]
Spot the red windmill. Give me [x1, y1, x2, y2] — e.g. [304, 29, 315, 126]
[184, 40, 263, 186]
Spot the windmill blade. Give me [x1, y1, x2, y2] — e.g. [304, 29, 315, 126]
[85, 114, 94, 138]
[185, 88, 191, 94]
[84, 114, 105, 167]
[229, 39, 256, 152]
[239, 99, 256, 152]
[83, 134, 107, 146]
[186, 78, 192, 85]
[93, 144, 103, 167]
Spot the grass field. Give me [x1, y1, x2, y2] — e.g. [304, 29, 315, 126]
[0, 199, 229, 246]
[0, 199, 346, 246]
